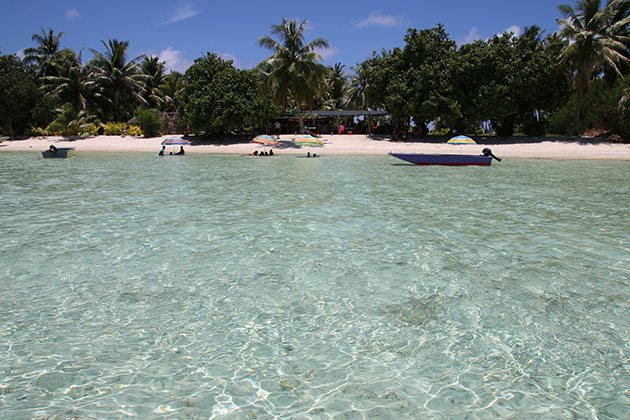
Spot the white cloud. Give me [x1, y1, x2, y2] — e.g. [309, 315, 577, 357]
[65, 9, 80, 21]
[165, 1, 201, 25]
[499, 25, 522, 38]
[158, 47, 193, 73]
[356, 11, 403, 29]
[15, 49, 25, 60]
[458, 24, 522, 46]
[219, 52, 244, 69]
[460, 26, 482, 45]
[314, 46, 340, 60]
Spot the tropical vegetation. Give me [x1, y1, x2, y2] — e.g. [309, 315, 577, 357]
[258, 18, 330, 132]
[0, 0, 628, 141]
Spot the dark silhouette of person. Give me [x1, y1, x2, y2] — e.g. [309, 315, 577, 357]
[274, 121, 281, 139]
[175, 146, 185, 155]
[159, 145, 165, 156]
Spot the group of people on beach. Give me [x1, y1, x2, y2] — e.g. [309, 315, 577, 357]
[159, 146, 185, 156]
[251, 149, 274, 156]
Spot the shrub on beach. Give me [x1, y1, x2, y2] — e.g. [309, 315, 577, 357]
[29, 126, 49, 137]
[126, 125, 143, 137]
[81, 123, 100, 137]
[102, 122, 127, 135]
[134, 108, 162, 137]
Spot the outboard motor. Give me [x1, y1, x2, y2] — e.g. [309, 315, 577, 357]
[482, 148, 501, 162]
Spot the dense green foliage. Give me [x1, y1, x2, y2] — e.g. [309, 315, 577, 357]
[0, 55, 48, 138]
[453, 27, 570, 136]
[1, 0, 628, 140]
[179, 54, 277, 135]
[134, 107, 162, 138]
[556, 0, 630, 133]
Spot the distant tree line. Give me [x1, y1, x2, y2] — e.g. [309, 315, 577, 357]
[0, 0, 628, 140]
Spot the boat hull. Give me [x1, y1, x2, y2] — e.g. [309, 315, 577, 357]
[389, 153, 492, 166]
[42, 148, 75, 158]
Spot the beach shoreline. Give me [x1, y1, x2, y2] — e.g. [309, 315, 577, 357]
[1, 134, 629, 160]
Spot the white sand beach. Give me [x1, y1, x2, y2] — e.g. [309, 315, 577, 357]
[1, 135, 629, 160]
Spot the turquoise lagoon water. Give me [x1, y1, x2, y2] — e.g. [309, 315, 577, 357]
[0, 152, 628, 418]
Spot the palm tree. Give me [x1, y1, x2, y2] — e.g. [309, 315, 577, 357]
[348, 62, 370, 110]
[348, 62, 374, 133]
[23, 28, 64, 76]
[140, 56, 167, 108]
[325, 63, 349, 110]
[557, 0, 630, 134]
[89, 39, 147, 121]
[160, 71, 184, 112]
[46, 104, 98, 136]
[41, 49, 96, 112]
[258, 18, 329, 131]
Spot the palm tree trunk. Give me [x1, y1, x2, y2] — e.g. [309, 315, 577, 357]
[297, 102, 304, 132]
[8, 115, 14, 140]
[573, 72, 589, 135]
[573, 90, 584, 135]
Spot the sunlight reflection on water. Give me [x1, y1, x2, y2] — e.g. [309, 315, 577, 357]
[0, 152, 628, 418]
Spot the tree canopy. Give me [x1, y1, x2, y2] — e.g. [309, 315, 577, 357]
[178, 53, 277, 135]
[2, 3, 628, 140]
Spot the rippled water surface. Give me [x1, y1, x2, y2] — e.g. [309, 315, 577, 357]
[0, 152, 628, 418]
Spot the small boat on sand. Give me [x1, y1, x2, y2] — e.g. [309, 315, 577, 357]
[389, 148, 501, 166]
[42, 147, 75, 158]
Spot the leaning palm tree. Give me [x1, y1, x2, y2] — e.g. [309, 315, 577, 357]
[23, 28, 64, 76]
[89, 39, 147, 121]
[258, 18, 329, 131]
[557, 0, 630, 134]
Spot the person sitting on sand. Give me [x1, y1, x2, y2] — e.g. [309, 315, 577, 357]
[159, 145, 165, 156]
[252, 150, 258, 156]
[48, 144, 58, 153]
[269, 149, 274, 156]
[307, 152, 311, 157]
[175, 146, 185, 155]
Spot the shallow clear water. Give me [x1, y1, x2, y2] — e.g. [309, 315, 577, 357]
[0, 152, 628, 418]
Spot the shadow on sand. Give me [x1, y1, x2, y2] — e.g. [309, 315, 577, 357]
[368, 134, 616, 145]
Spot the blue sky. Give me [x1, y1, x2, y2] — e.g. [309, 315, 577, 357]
[1, 0, 576, 73]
